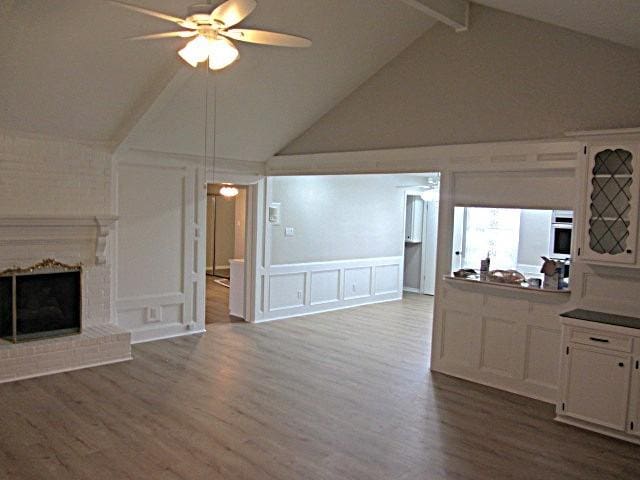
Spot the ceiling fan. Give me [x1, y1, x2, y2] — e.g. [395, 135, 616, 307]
[109, 0, 312, 70]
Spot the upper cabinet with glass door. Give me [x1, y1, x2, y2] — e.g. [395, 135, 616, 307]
[580, 144, 640, 265]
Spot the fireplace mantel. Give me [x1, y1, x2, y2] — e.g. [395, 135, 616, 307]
[0, 214, 118, 265]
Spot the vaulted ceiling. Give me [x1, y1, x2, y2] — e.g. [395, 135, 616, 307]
[0, 0, 435, 160]
[0, 1, 638, 162]
[474, 0, 640, 49]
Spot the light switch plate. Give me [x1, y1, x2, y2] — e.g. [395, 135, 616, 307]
[268, 203, 281, 225]
[285, 227, 295, 237]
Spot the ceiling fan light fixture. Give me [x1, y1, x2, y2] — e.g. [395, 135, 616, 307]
[208, 36, 239, 70]
[178, 34, 210, 67]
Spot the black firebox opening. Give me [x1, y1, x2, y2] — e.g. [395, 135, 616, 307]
[0, 271, 81, 342]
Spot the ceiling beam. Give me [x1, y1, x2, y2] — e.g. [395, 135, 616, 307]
[398, 0, 469, 32]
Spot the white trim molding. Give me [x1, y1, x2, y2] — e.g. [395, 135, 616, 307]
[257, 256, 404, 322]
[268, 139, 579, 176]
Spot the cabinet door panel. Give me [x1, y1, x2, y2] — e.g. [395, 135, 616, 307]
[564, 345, 631, 431]
[582, 145, 639, 264]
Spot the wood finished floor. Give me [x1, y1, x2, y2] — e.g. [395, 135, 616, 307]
[1, 294, 639, 480]
[206, 276, 243, 324]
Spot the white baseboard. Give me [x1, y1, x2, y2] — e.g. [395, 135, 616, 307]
[255, 294, 401, 323]
[430, 363, 557, 404]
[0, 356, 132, 384]
[403, 286, 420, 293]
[130, 325, 206, 344]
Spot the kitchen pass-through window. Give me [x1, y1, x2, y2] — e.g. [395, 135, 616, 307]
[452, 207, 573, 278]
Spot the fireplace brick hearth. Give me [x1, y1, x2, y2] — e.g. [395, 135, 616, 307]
[0, 215, 131, 382]
[0, 324, 130, 383]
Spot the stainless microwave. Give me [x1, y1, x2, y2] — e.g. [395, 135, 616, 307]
[550, 210, 573, 257]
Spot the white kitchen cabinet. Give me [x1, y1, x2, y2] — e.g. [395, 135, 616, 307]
[561, 344, 631, 431]
[579, 144, 640, 265]
[557, 317, 640, 444]
[405, 195, 423, 243]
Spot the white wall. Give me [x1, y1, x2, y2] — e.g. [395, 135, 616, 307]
[403, 243, 422, 290]
[234, 189, 246, 259]
[115, 150, 206, 343]
[270, 175, 426, 264]
[281, 4, 640, 155]
[214, 196, 236, 270]
[206, 196, 215, 271]
[254, 174, 432, 321]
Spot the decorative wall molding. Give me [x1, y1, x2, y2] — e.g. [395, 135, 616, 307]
[564, 127, 640, 138]
[268, 139, 579, 176]
[258, 256, 403, 322]
[123, 147, 266, 180]
[115, 154, 206, 343]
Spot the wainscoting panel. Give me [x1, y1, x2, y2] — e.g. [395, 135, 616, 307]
[432, 279, 568, 403]
[310, 269, 341, 306]
[260, 257, 403, 322]
[269, 273, 306, 311]
[344, 267, 372, 300]
[524, 325, 561, 390]
[480, 316, 516, 377]
[374, 264, 401, 295]
[440, 310, 478, 368]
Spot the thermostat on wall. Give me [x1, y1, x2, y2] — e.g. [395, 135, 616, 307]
[269, 203, 281, 225]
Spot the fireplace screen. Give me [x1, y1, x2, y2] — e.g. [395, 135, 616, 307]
[0, 265, 81, 343]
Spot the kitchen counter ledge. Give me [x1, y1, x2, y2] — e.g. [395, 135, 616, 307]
[560, 309, 640, 330]
[444, 275, 571, 295]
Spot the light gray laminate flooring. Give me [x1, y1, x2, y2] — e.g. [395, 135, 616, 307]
[206, 276, 243, 324]
[0, 294, 638, 479]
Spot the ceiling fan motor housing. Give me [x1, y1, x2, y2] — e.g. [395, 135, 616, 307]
[187, 3, 218, 25]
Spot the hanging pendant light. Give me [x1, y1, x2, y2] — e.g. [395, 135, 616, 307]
[219, 184, 239, 198]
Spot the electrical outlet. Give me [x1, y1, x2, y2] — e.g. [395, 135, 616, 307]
[285, 227, 295, 237]
[352, 284, 356, 292]
[297, 290, 302, 300]
[146, 306, 160, 324]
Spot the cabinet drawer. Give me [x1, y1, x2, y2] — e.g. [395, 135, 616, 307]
[570, 328, 633, 352]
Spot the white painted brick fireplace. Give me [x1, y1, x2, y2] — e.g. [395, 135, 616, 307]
[0, 131, 131, 383]
[0, 216, 132, 383]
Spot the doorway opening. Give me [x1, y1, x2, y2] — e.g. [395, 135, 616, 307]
[252, 173, 441, 341]
[205, 183, 247, 324]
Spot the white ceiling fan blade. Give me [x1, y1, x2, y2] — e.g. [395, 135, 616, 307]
[108, 1, 196, 28]
[128, 31, 198, 41]
[211, 0, 257, 28]
[221, 29, 312, 48]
